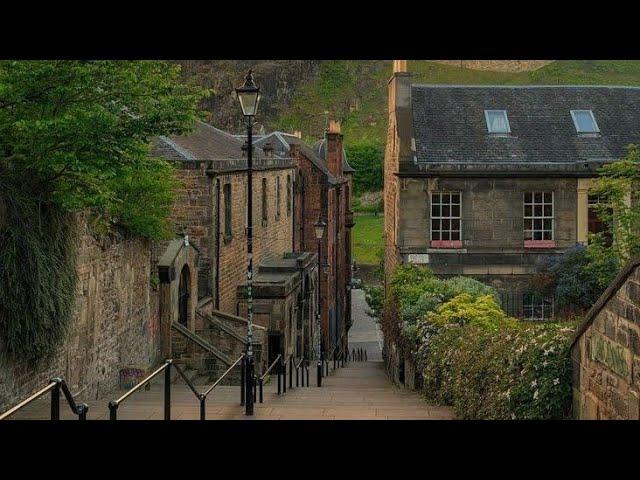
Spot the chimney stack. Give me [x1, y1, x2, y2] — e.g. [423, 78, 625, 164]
[393, 60, 407, 73]
[325, 120, 343, 178]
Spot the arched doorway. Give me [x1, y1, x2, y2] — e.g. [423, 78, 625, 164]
[178, 265, 190, 327]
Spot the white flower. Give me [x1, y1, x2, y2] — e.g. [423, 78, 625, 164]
[553, 378, 560, 385]
[542, 360, 549, 367]
[533, 390, 539, 400]
[531, 379, 537, 388]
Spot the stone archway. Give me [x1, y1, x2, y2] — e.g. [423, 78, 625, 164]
[157, 238, 199, 358]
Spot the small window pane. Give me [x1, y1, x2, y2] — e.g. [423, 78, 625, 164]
[571, 110, 599, 133]
[534, 205, 542, 217]
[451, 194, 460, 204]
[442, 205, 450, 217]
[524, 205, 532, 217]
[442, 231, 450, 240]
[485, 110, 511, 133]
[452, 204, 460, 217]
[451, 231, 460, 241]
[543, 192, 552, 203]
[524, 192, 532, 204]
[432, 204, 439, 217]
[534, 192, 542, 203]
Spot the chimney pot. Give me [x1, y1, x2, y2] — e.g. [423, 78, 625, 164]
[393, 60, 407, 73]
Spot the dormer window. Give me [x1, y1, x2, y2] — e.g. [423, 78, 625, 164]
[571, 110, 599, 133]
[484, 110, 511, 134]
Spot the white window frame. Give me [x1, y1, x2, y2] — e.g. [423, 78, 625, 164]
[523, 191, 554, 241]
[570, 109, 600, 133]
[430, 192, 462, 242]
[523, 293, 554, 321]
[484, 110, 511, 134]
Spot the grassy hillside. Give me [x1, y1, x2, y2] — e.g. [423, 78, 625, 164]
[273, 60, 640, 147]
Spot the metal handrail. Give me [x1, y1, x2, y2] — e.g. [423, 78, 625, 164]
[260, 354, 282, 381]
[0, 377, 89, 421]
[202, 354, 245, 397]
[108, 355, 249, 421]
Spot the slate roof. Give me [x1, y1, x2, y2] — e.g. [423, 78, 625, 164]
[160, 120, 262, 160]
[312, 138, 355, 173]
[411, 86, 640, 171]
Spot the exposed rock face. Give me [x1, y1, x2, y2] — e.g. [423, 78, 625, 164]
[177, 60, 321, 133]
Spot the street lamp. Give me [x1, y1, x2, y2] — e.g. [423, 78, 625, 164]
[314, 218, 326, 387]
[236, 70, 260, 416]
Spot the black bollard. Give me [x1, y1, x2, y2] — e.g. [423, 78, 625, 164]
[317, 360, 322, 387]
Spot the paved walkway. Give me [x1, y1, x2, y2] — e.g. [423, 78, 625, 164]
[4, 289, 453, 420]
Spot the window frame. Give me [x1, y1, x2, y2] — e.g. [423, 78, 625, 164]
[484, 109, 511, 134]
[429, 191, 462, 248]
[223, 182, 232, 241]
[276, 176, 281, 220]
[522, 293, 554, 321]
[570, 109, 600, 134]
[286, 174, 292, 217]
[523, 191, 556, 248]
[261, 177, 268, 227]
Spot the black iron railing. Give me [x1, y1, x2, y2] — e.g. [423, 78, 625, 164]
[258, 354, 282, 403]
[0, 377, 89, 421]
[108, 355, 246, 421]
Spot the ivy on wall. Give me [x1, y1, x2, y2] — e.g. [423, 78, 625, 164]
[0, 183, 77, 362]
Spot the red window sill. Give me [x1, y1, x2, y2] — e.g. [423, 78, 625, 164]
[431, 240, 463, 249]
[524, 240, 556, 249]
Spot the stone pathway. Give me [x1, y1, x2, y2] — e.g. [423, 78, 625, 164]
[4, 289, 453, 420]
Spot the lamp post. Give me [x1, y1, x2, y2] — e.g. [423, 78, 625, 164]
[314, 219, 326, 387]
[236, 70, 261, 415]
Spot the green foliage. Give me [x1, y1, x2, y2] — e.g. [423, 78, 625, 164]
[387, 264, 575, 419]
[427, 294, 515, 330]
[344, 139, 384, 195]
[363, 284, 384, 320]
[0, 61, 206, 362]
[589, 144, 640, 266]
[0, 185, 77, 362]
[0, 60, 206, 239]
[351, 215, 383, 265]
[418, 313, 576, 419]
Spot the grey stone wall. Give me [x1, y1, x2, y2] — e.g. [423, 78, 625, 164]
[0, 215, 159, 410]
[572, 261, 640, 419]
[397, 177, 579, 297]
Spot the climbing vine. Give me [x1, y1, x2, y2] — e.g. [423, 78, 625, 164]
[0, 181, 77, 362]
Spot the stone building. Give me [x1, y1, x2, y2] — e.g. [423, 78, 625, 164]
[571, 258, 640, 419]
[384, 61, 640, 319]
[250, 123, 355, 355]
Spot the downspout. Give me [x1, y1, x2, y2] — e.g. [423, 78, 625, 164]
[214, 178, 221, 309]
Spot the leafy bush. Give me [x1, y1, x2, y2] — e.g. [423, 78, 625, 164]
[419, 319, 576, 419]
[387, 264, 576, 419]
[363, 284, 384, 320]
[344, 138, 384, 195]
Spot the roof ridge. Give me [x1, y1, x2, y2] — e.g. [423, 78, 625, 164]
[196, 120, 243, 142]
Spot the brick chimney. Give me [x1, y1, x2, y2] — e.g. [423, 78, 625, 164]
[325, 120, 343, 178]
[389, 60, 413, 168]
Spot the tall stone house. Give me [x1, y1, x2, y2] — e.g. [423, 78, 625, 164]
[384, 61, 640, 384]
[250, 122, 355, 355]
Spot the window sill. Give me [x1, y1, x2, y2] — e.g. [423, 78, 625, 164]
[430, 240, 462, 249]
[524, 240, 556, 249]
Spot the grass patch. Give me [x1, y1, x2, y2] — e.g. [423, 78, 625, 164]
[352, 214, 384, 265]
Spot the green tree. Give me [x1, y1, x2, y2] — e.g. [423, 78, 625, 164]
[0, 61, 206, 361]
[0, 60, 207, 238]
[344, 138, 384, 195]
[588, 144, 640, 285]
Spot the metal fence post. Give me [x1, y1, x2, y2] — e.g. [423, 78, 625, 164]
[164, 363, 171, 421]
[200, 395, 206, 421]
[289, 357, 293, 389]
[108, 402, 118, 421]
[282, 358, 287, 394]
[240, 356, 246, 406]
[259, 377, 264, 403]
[317, 360, 322, 387]
[50, 378, 61, 421]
